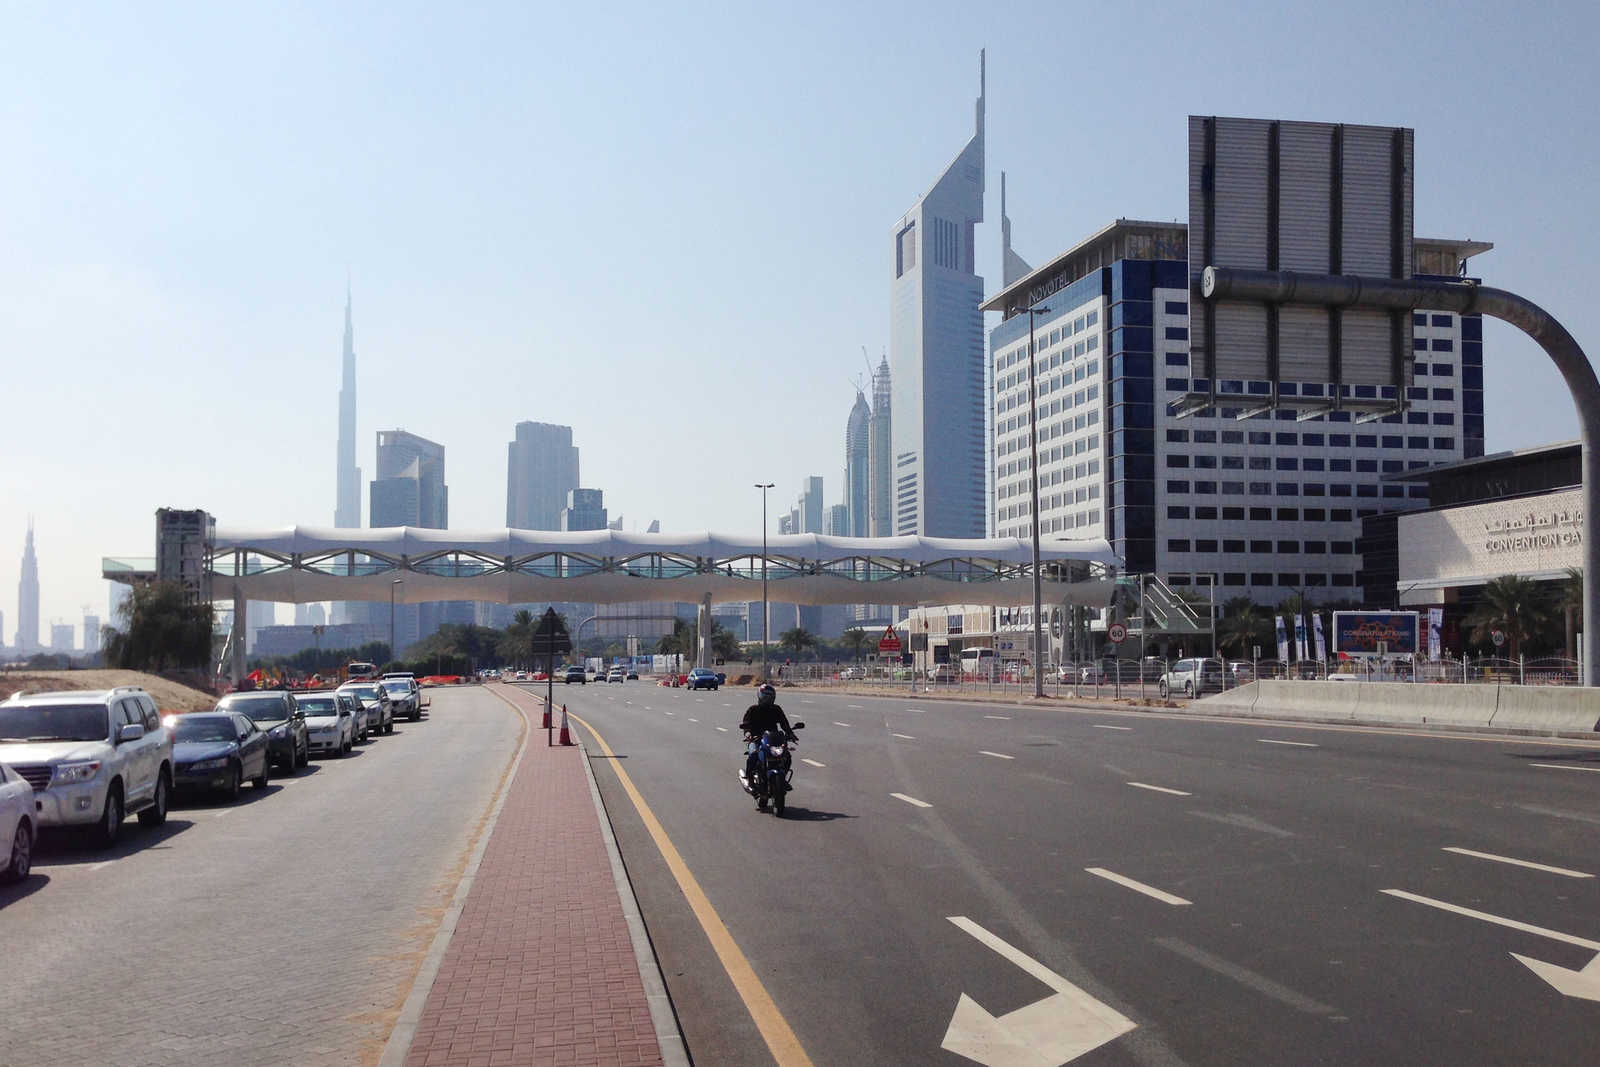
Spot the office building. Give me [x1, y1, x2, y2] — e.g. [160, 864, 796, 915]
[825, 504, 849, 536]
[982, 218, 1488, 603]
[868, 356, 892, 536]
[51, 623, 74, 652]
[845, 392, 870, 536]
[561, 489, 608, 532]
[156, 508, 215, 603]
[507, 422, 580, 530]
[370, 430, 450, 651]
[888, 52, 987, 538]
[15, 519, 38, 651]
[83, 614, 101, 657]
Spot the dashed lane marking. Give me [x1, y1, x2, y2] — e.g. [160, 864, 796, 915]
[1381, 889, 1600, 950]
[1529, 762, 1600, 773]
[983, 715, 1011, 720]
[891, 792, 932, 808]
[213, 809, 232, 818]
[1127, 782, 1192, 797]
[1085, 867, 1192, 906]
[892, 733, 916, 740]
[1092, 724, 1132, 731]
[1442, 846, 1593, 879]
[979, 751, 1014, 760]
[716, 726, 729, 732]
[800, 758, 826, 768]
[1258, 738, 1319, 748]
[905, 708, 926, 713]
[688, 718, 699, 723]
[833, 721, 852, 728]
[847, 704, 865, 709]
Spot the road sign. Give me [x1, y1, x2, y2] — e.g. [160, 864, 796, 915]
[1108, 622, 1128, 644]
[1491, 629, 1506, 648]
[530, 608, 573, 657]
[878, 626, 903, 654]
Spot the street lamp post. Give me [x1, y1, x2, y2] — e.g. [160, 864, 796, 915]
[1025, 303, 1051, 698]
[755, 483, 774, 682]
[389, 579, 403, 667]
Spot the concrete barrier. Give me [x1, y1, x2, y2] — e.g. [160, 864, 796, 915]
[1193, 681, 1260, 716]
[1491, 686, 1600, 733]
[1253, 679, 1364, 721]
[1357, 682, 1500, 729]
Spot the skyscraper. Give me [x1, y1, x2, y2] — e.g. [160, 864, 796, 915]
[335, 285, 361, 529]
[845, 391, 870, 537]
[868, 355, 893, 537]
[83, 614, 101, 657]
[507, 422, 580, 530]
[16, 519, 38, 651]
[370, 430, 449, 651]
[560, 489, 607, 531]
[888, 51, 987, 538]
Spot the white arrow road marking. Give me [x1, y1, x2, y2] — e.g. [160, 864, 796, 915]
[891, 792, 932, 808]
[800, 758, 825, 768]
[1442, 847, 1592, 879]
[980, 751, 1015, 760]
[1529, 762, 1600, 773]
[1085, 868, 1191, 906]
[1090, 725, 1131, 731]
[1257, 739, 1319, 747]
[943, 916, 1135, 1066]
[1126, 782, 1192, 797]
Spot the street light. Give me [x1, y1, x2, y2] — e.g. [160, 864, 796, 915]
[1025, 303, 1051, 698]
[755, 483, 774, 682]
[389, 579, 403, 667]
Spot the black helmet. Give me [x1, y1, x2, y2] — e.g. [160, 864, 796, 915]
[756, 682, 776, 705]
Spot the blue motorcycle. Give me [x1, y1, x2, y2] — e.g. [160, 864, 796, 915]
[741, 721, 805, 816]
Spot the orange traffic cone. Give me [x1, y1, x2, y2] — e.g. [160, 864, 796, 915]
[558, 704, 572, 746]
[542, 700, 551, 729]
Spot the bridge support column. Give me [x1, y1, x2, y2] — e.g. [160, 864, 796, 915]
[230, 583, 246, 687]
[697, 593, 713, 668]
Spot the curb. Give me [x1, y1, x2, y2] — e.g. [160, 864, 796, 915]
[377, 688, 530, 1067]
[576, 734, 692, 1067]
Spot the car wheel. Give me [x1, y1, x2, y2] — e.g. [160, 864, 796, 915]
[138, 769, 169, 826]
[384, 716, 394, 735]
[252, 758, 269, 790]
[1184, 681, 1195, 698]
[1158, 681, 1170, 698]
[334, 738, 346, 758]
[95, 785, 123, 849]
[298, 739, 309, 767]
[225, 763, 242, 801]
[3, 819, 32, 883]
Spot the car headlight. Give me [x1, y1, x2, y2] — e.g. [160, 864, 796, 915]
[51, 760, 102, 785]
[192, 757, 229, 771]
[270, 725, 288, 739]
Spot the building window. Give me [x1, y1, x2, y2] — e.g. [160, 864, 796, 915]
[1330, 434, 1351, 447]
[1249, 539, 1272, 552]
[1275, 457, 1299, 471]
[1222, 456, 1244, 470]
[1165, 326, 1189, 340]
[1195, 506, 1216, 519]
[1303, 508, 1326, 521]
[1167, 454, 1190, 468]
[1166, 300, 1189, 315]
[1165, 353, 1189, 366]
[1223, 539, 1245, 552]
[1167, 539, 1191, 553]
[1434, 436, 1456, 450]
[1431, 338, 1454, 352]
[1249, 507, 1272, 520]
[1276, 507, 1299, 521]
[1276, 483, 1299, 496]
[1167, 480, 1190, 494]
[1278, 573, 1301, 585]
[1251, 573, 1273, 586]
[1223, 507, 1245, 520]
[1223, 572, 1246, 585]
[1195, 481, 1218, 494]
[1196, 539, 1218, 552]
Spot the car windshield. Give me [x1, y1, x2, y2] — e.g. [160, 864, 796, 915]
[222, 695, 290, 722]
[344, 685, 381, 701]
[298, 698, 338, 716]
[381, 681, 409, 694]
[173, 717, 237, 743]
[0, 703, 109, 742]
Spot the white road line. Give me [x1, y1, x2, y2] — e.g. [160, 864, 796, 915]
[1530, 762, 1600, 773]
[1442, 847, 1593, 879]
[983, 715, 1011, 720]
[833, 721, 852, 727]
[665, 711, 674, 716]
[847, 704, 865, 709]
[891, 792, 932, 808]
[979, 751, 1014, 760]
[892, 733, 916, 740]
[801, 758, 826, 768]
[905, 708, 926, 713]
[86, 860, 114, 872]
[643, 706, 652, 710]
[1258, 738, 1319, 748]
[1381, 889, 1600, 949]
[1092, 724, 1132, 731]
[1085, 867, 1192, 906]
[688, 718, 699, 723]
[213, 809, 232, 818]
[716, 726, 728, 732]
[1127, 781, 1192, 797]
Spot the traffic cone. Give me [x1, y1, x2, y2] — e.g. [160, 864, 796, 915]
[541, 700, 551, 729]
[558, 704, 572, 746]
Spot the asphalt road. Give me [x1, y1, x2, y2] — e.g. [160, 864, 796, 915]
[564, 680, 1600, 1066]
[0, 687, 520, 1067]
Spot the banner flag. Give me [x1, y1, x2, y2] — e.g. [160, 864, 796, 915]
[1275, 615, 1290, 662]
[1294, 614, 1309, 660]
[1428, 607, 1443, 660]
[1313, 613, 1327, 661]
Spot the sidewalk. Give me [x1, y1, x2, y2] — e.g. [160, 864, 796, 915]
[396, 685, 671, 1067]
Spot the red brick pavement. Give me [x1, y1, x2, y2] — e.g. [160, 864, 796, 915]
[402, 687, 666, 1067]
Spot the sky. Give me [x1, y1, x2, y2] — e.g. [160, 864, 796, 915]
[4, 0, 1599, 642]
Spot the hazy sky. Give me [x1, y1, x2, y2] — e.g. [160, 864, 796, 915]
[5, 0, 1598, 639]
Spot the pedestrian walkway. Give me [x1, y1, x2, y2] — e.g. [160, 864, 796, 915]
[399, 685, 668, 1067]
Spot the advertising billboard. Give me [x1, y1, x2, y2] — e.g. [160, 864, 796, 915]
[1332, 611, 1420, 656]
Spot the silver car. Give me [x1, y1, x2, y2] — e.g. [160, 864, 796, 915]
[338, 681, 393, 735]
[295, 691, 356, 757]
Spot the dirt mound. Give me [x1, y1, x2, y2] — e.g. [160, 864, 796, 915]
[0, 669, 218, 714]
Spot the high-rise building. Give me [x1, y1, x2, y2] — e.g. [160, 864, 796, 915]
[507, 422, 580, 530]
[868, 355, 892, 536]
[51, 623, 74, 652]
[83, 614, 101, 657]
[561, 488, 607, 532]
[335, 285, 361, 529]
[889, 51, 987, 538]
[370, 430, 449, 651]
[825, 504, 849, 536]
[16, 519, 38, 651]
[845, 390, 870, 537]
[796, 477, 824, 534]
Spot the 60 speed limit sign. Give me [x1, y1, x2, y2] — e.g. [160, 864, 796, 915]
[1108, 622, 1128, 643]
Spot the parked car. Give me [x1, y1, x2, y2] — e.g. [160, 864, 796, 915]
[686, 667, 720, 691]
[563, 665, 587, 684]
[380, 677, 422, 722]
[0, 761, 37, 882]
[625, 668, 639, 680]
[295, 692, 356, 758]
[839, 667, 864, 680]
[606, 667, 625, 684]
[217, 691, 307, 773]
[927, 664, 956, 684]
[0, 686, 173, 848]
[1158, 658, 1223, 699]
[340, 690, 370, 741]
[338, 681, 393, 735]
[169, 712, 270, 799]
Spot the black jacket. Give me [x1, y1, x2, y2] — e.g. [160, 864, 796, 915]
[739, 701, 796, 741]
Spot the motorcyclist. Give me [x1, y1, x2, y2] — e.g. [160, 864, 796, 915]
[739, 683, 796, 787]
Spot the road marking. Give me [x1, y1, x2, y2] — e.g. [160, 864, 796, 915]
[833, 721, 852, 728]
[1380, 889, 1600, 950]
[892, 733, 916, 740]
[86, 860, 114, 872]
[665, 711, 675, 716]
[1091, 724, 1132, 731]
[568, 713, 815, 1066]
[1085, 867, 1192, 906]
[1127, 782, 1192, 797]
[716, 726, 729, 732]
[1154, 937, 1338, 1016]
[983, 714, 1011, 720]
[1188, 811, 1295, 838]
[1258, 738, 1319, 748]
[891, 792, 932, 808]
[905, 707, 926, 713]
[800, 758, 825, 768]
[944, 916, 1136, 1064]
[1518, 803, 1600, 826]
[979, 751, 1014, 760]
[1442, 847, 1593, 879]
[213, 809, 232, 818]
[847, 704, 865, 709]
[688, 718, 699, 723]
[643, 705, 652, 710]
[1530, 762, 1600, 773]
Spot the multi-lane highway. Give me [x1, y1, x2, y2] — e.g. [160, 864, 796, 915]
[564, 681, 1600, 1065]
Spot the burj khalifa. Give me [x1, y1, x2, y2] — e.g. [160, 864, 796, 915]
[335, 285, 360, 529]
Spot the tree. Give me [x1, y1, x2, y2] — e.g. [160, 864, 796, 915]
[102, 581, 214, 671]
[1215, 597, 1272, 658]
[840, 627, 870, 663]
[1464, 575, 1555, 659]
[1559, 566, 1583, 660]
[777, 627, 817, 662]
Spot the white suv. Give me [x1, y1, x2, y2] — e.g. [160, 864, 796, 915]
[0, 686, 173, 847]
[1157, 659, 1222, 699]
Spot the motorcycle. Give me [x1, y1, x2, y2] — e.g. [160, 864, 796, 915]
[740, 721, 805, 816]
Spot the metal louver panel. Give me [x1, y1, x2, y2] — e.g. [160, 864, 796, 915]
[1211, 118, 1270, 270]
[1278, 305, 1330, 382]
[1214, 302, 1269, 382]
[1339, 310, 1393, 385]
[1278, 123, 1333, 272]
[1339, 125, 1396, 276]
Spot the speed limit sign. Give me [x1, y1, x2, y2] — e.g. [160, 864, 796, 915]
[1108, 622, 1128, 643]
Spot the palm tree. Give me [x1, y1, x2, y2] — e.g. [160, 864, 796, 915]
[840, 627, 870, 663]
[1464, 575, 1556, 659]
[1216, 598, 1271, 658]
[778, 627, 817, 663]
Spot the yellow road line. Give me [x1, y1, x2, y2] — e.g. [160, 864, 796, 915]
[569, 712, 814, 1067]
